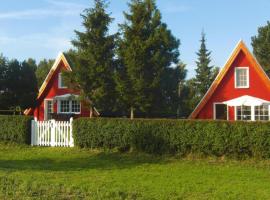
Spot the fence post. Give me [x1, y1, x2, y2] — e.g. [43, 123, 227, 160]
[51, 120, 56, 147]
[70, 117, 74, 147]
[31, 120, 35, 146]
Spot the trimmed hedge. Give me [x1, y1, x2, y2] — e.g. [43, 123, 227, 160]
[0, 115, 32, 144]
[73, 118, 270, 158]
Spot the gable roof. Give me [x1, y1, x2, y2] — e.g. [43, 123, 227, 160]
[37, 52, 72, 100]
[189, 40, 270, 119]
[24, 52, 72, 115]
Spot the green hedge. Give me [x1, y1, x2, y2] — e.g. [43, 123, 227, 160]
[0, 115, 32, 144]
[73, 118, 270, 158]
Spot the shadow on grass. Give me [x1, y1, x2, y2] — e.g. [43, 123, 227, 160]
[0, 151, 168, 172]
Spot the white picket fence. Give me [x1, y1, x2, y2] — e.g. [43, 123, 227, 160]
[31, 118, 74, 147]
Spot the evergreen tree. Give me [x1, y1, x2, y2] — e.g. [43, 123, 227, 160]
[160, 62, 187, 118]
[0, 58, 38, 111]
[116, 0, 180, 119]
[252, 21, 270, 76]
[0, 55, 8, 110]
[35, 59, 55, 87]
[71, 0, 117, 116]
[195, 31, 214, 97]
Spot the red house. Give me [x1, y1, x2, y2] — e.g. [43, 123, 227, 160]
[24, 53, 99, 121]
[190, 40, 270, 121]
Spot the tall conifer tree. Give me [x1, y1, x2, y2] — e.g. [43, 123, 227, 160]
[116, 0, 180, 118]
[71, 0, 117, 116]
[252, 21, 270, 77]
[195, 31, 214, 97]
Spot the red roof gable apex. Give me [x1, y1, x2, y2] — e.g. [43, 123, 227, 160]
[24, 52, 72, 115]
[37, 52, 72, 99]
[189, 40, 270, 119]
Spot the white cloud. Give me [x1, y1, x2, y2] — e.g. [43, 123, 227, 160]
[0, 0, 87, 20]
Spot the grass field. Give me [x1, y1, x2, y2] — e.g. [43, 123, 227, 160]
[1, 144, 270, 199]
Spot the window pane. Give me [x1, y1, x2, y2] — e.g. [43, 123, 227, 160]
[71, 100, 80, 113]
[59, 73, 66, 88]
[255, 105, 269, 121]
[236, 106, 242, 120]
[236, 106, 251, 121]
[236, 68, 248, 88]
[60, 100, 70, 113]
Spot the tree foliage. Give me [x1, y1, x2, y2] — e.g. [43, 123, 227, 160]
[116, 0, 180, 118]
[70, 0, 117, 116]
[252, 21, 270, 77]
[194, 31, 216, 97]
[0, 56, 38, 111]
[35, 59, 55, 87]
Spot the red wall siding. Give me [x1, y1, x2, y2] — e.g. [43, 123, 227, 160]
[33, 61, 90, 120]
[197, 50, 270, 120]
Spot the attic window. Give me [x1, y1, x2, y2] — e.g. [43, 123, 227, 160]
[235, 67, 249, 88]
[58, 73, 67, 89]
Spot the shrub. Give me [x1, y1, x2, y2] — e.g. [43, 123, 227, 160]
[73, 118, 270, 158]
[0, 115, 32, 144]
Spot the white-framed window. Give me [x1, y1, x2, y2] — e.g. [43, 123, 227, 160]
[71, 100, 80, 113]
[58, 100, 81, 114]
[60, 100, 70, 113]
[236, 106, 251, 121]
[44, 99, 53, 120]
[58, 73, 67, 89]
[235, 67, 249, 88]
[255, 105, 269, 121]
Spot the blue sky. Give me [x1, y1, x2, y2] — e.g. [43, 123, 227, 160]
[0, 0, 270, 78]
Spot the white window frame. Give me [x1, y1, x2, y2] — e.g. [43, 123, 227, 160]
[234, 105, 253, 121]
[57, 100, 81, 114]
[255, 105, 270, 121]
[234, 67, 249, 89]
[44, 99, 53, 121]
[213, 103, 228, 120]
[58, 73, 67, 89]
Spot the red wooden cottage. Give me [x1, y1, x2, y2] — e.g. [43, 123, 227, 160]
[190, 40, 270, 121]
[24, 52, 99, 121]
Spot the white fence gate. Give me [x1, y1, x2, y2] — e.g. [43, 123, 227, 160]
[31, 118, 74, 147]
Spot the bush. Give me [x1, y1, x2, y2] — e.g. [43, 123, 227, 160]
[0, 115, 32, 144]
[73, 118, 270, 158]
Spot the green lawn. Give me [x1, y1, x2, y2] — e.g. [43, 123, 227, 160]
[1, 144, 270, 199]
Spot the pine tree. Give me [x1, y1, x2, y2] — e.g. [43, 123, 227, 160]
[71, 0, 117, 116]
[252, 21, 270, 77]
[195, 31, 214, 97]
[116, 0, 180, 119]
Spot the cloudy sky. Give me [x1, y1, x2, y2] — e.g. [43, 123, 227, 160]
[1, 0, 270, 77]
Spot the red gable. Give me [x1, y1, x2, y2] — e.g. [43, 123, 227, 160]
[189, 40, 270, 120]
[24, 53, 72, 116]
[25, 53, 99, 121]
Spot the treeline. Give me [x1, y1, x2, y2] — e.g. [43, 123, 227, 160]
[0, 0, 270, 118]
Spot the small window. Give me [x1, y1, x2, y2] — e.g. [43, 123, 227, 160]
[58, 73, 67, 88]
[236, 106, 251, 121]
[59, 100, 81, 114]
[71, 100, 80, 113]
[60, 100, 70, 113]
[235, 67, 249, 88]
[255, 105, 269, 121]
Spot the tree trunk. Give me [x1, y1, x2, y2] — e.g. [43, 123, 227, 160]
[90, 106, 93, 118]
[130, 107, 134, 120]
